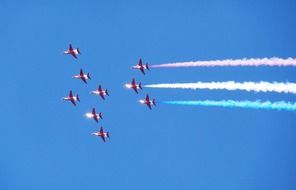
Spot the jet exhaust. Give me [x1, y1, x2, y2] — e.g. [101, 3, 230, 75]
[85, 113, 93, 118]
[150, 57, 296, 68]
[144, 81, 296, 94]
[160, 100, 296, 112]
[124, 84, 132, 88]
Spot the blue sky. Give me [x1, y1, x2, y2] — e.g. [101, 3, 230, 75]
[1, 0, 296, 189]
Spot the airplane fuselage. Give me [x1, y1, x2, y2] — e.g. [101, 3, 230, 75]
[132, 65, 147, 70]
[63, 97, 78, 101]
[92, 132, 108, 137]
[73, 74, 89, 80]
[125, 84, 141, 89]
[64, 49, 79, 55]
[91, 90, 107, 96]
[86, 113, 100, 119]
[139, 99, 153, 105]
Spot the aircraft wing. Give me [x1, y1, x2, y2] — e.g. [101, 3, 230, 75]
[71, 53, 78, 59]
[131, 78, 136, 85]
[94, 116, 99, 123]
[138, 58, 143, 66]
[81, 77, 87, 84]
[69, 90, 73, 98]
[100, 94, 105, 100]
[70, 99, 76, 106]
[80, 69, 84, 76]
[98, 85, 102, 91]
[100, 127, 104, 133]
[147, 103, 152, 110]
[100, 135, 106, 142]
[69, 44, 73, 51]
[145, 95, 150, 102]
[133, 86, 138, 94]
[140, 67, 145, 75]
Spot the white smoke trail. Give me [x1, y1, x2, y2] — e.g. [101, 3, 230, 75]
[150, 57, 296, 68]
[161, 100, 296, 111]
[144, 81, 296, 94]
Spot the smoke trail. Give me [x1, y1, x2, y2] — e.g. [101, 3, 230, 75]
[145, 81, 296, 94]
[161, 100, 296, 111]
[150, 57, 296, 68]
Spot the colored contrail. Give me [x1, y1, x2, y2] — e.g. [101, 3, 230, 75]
[150, 57, 296, 68]
[160, 100, 296, 111]
[144, 81, 296, 94]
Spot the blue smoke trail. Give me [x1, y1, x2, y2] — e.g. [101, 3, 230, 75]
[160, 100, 296, 111]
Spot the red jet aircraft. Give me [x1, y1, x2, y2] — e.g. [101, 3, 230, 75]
[63, 44, 81, 59]
[85, 108, 103, 123]
[125, 78, 142, 94]
[63, 90, 80, 106]
[73, 69, 91, 84]
[91, 127, 110, 142]
[131, 58, 150, 75]
[90, 85, 109, 100]
[139, 94, 156, 110]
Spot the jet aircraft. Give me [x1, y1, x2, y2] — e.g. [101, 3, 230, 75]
[125, 78, 142, 94]
[139, 94, 156, 110]
[131, 58, 150, 75]
[91, 127, 110, 142]
[90, 85, 109, 100]
[63, 90, 80, 106]
[73, 69, 91, 84]
[63, 44, 81, 59]
[85, 108, 103, 123]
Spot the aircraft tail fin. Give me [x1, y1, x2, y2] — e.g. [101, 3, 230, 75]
[105, 89, 109, 96]
[76, 94, 80, 102]
[99, 112, 103, 119]
[77, 48, 81, 54]
[107, 132, 110, 139]
[87, 73, 91, 80]
[152, 99, 156, 106]
[139, 82, 142, 89]
[146, 63, 150, 70]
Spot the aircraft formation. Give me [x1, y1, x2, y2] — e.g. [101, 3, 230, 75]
[62, 44, 154, 143]
[129, 59, 156, 110]
[61, 44, 296, 143]
[62, 44, 110, 143]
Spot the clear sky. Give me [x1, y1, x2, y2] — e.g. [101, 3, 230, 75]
[1, 0, 296, 189]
